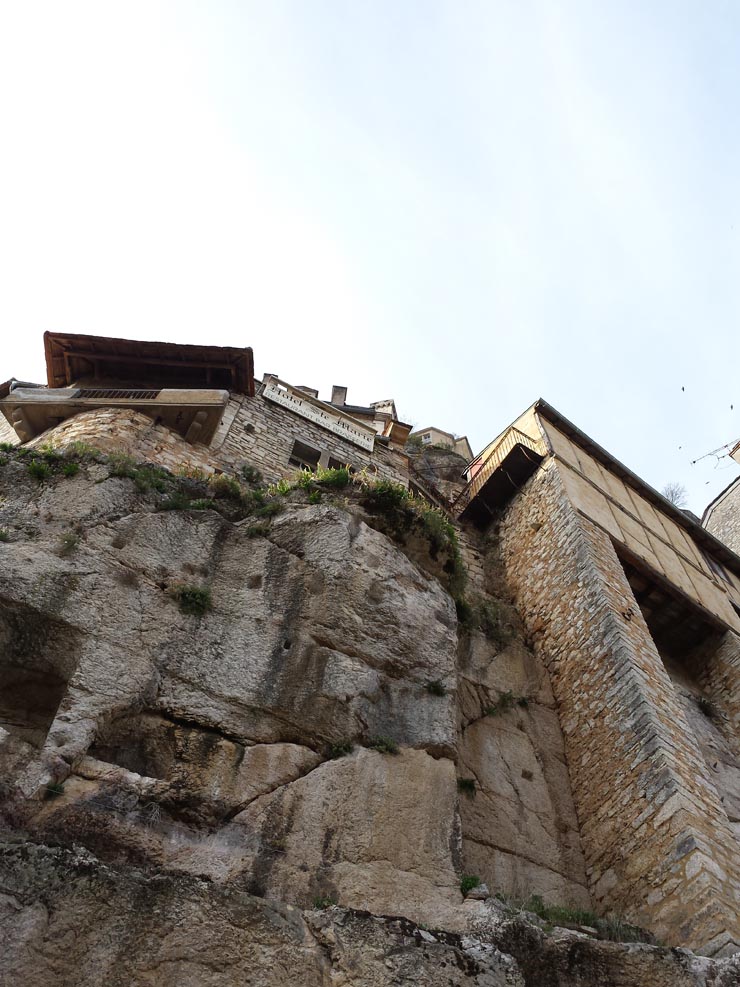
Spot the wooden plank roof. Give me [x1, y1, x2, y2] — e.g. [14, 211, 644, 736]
[43, 332, 254, 395]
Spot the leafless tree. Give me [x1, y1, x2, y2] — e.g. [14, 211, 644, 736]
[661, 482, 688, 508]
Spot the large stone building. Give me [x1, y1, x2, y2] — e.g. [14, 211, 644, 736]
[457, 401, 740, 955]
[2, 332, 740, 965]
[0, 331, 413, 487]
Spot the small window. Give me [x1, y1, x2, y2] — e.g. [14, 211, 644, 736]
[288, 439, 321, 471]
[422, 434, 432, 444]
[327, 456, 354, 473]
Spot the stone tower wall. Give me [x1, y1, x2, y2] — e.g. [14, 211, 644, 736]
[498, 459, 740, 956]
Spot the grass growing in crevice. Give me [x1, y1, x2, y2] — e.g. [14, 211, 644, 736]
[426, 679, 446, 697]
[365, 736, 399, 755]
[355, 476, 467, 602]
[172, 584, 212, 617]
[523, 895, 654, 942]
[58, 532, 80, 556]
[0, 528, 9, 542]
[328, 740, 354, 759]
[460, 874, 481, 896]
[27, 459, 51, 482]
[457, 777, 476, 797]
[484, 690, 529, 716]
[313, 896, 337, 909]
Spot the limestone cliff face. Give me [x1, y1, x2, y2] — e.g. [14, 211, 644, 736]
[1, 450, 738, 985]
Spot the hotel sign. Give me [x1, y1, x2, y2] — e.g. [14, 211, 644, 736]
[263, 379, 375, 451]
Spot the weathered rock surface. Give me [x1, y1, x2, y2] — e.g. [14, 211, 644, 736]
[457, 621, 590, 908]
[2, 454, 736, 984]
[2, 843, 739, 987]
[0, 458, 459, 921]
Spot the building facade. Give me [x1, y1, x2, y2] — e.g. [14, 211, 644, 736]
[0, 332, 412, 488]
[456, 400, 740, 955]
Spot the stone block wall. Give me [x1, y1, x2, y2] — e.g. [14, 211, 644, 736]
[23, 387, 410, 489]
[497, 460, 740, 955]
[705, 481, 740, 556]
[211, 386, 409, 486]
[28, 408, 218, 475]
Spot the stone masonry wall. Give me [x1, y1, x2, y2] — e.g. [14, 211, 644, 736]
[705, 481, 740, 556]
[211, 386, 409, 486]
[497, 459, 740, 956]
[28, 408, 218, 475]
[23, 388, 410, 489]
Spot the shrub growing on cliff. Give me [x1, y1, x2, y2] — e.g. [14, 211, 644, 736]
[240, 463, 263, 485]
[366, 736, 399, 755]
[460, 874, 481, 896]
[64, 440, 101, 459]
[457, 777, 476, 797]
[360, 479, 411, 514]
[209, 473, 242, 500]
[328, 740, 354, 759]
[315, 465, 350, 488]
[58, 533, 80, 556]
[173, 584, 212, 617]
[313, 896, 337, 909]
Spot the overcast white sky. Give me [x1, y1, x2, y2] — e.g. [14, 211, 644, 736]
[1, 1, 738, 512]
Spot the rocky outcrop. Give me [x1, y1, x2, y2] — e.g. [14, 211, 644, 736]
[2, 449, 737, 984]
[2, 842, 739, 987]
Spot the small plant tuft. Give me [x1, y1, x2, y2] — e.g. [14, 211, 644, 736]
[62, 461, 80, 477]
[65, 440, 100, 459]
[0, 442, 15, 452]
[426, 679, 446, 697]
[485, 690, 516, 717]
[246, 523, 270, 538]
[209, 473, 243, 500]
[0, 528, 9, 542]
[173, 584, 212, 617]
[328, 740, 354, 759]
[45, 782, 66, 799]
[255, 500, 283, 518]
[240, 463, 263, 485]
[460, 874, 481, 896]
[366, 735, 399, 755]
[315, 465, 350, 488]
[313, 896, 337, 909]
[457, 777, 476, 797]
[27, 459, 51, 482]
[58, 533, 80, 556]
[308, 489, 322, 504]
[157, 491, 192, 511]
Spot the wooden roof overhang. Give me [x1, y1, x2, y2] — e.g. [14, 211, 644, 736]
[44, 332, 255, 395]
[532, 399, 740, 581]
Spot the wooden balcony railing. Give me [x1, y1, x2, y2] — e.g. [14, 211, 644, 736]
[453, 427, 543, 517]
